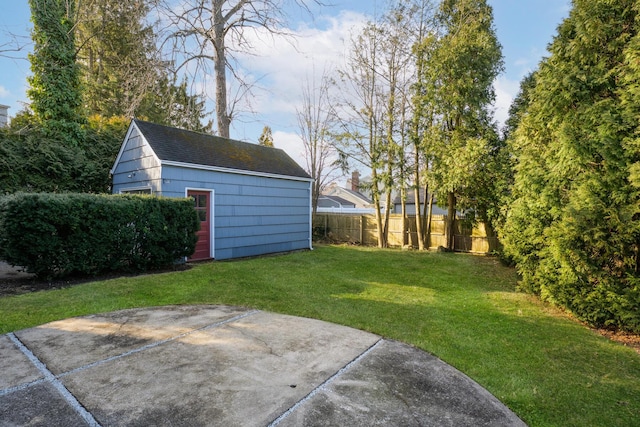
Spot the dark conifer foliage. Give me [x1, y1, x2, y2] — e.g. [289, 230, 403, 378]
[501, 0, 640, 332]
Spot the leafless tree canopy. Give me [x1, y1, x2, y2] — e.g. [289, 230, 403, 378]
[297, 67, 339, 214]
[0, 32, 30, 60]
[333, 0, 435, 247]
[154, 0, 323, 138]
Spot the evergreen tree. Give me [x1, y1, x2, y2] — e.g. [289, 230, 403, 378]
[258, 126, 274, 147]
[501, 0, 640, 332]
[502, 72, 536, 141]
[27, 0, 85, 145]
[492, 72, 537, 251]
[413, 0, 503, 249]
[76, 0, 158, 118]
[76, 1, 211, 133]
[138, 75, 212, 133]
[0, 116, 125, 194]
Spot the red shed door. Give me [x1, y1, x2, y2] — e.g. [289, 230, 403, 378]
[188, 190, 212, 261]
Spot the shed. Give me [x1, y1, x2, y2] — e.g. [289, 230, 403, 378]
[111, 119, 313, 261]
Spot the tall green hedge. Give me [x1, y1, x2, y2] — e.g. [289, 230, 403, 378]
[500, 0, 640, 333]
[0, 193, 199, 279]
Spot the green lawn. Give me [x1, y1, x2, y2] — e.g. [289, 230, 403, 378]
[1, 244, 638, 426]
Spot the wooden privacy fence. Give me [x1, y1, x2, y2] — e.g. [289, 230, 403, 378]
[312, 213, 500, 254]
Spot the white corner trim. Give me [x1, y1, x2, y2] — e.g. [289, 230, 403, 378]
[308, 180, 314, 250]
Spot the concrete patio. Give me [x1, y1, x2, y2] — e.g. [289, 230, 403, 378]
[0, 305, 526, 426]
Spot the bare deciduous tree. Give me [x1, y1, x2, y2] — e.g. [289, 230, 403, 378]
[334, 21, 389, 247]
[377, 0, 431, 247]
[154, 0, 323, 138]
[0, 33, 30, 59]
[297, 67, 339, 214]
[334, 0, 434, 248]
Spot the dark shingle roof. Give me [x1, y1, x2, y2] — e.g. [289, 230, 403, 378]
[134, 119, 310, 179]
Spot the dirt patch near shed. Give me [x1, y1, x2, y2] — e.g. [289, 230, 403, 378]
[0, 261, 191, 298]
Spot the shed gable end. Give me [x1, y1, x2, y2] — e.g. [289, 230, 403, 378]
[111, 123, 162, 193]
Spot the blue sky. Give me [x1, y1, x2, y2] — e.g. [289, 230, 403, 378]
[0, 0, 571, 170]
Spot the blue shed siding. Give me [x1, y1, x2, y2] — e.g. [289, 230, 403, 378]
[160, 165, 311, 260]
[111, 127, 162, 193]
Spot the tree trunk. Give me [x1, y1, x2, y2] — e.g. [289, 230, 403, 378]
[484, 221, 499, 252]
[382, 186, 391, 248]
[213, 5, 230, 138]
[312, 179, 320, 216]
[381, 154, 394, 248]
[370, 167, 386, 248]
[426, 190, 433, 250]
[373, 194, 385, 248]
[445, 191, 456, 251]
[414, 185, 424, 250]
[401, 186, 407, 247]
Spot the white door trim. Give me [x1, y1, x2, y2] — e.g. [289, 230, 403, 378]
[185, 187, 215, 259]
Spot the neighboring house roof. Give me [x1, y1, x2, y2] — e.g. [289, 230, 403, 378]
[339, 187, 372, 204]
[323, 184, 373, 208]
[393, 190, 429, 205]
[317, 195, 356, 208]
[112, 119, 311, 180]
[392, 190, 453, 216]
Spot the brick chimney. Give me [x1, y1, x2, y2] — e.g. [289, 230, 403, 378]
[351, 171, 360, 192]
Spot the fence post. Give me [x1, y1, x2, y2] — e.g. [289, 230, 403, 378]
[360, 215, 364, 244]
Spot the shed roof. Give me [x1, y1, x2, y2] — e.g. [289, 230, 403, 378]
[130, 119, 311, 180]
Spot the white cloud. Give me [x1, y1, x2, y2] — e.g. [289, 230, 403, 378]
[233, 12, 369, 178]
[273, 129, 344, 186]
[0, 85, 10, 98]
[273, 130, 307, 171]
[493, 76, 520, 130]
[191, 8, 521, 159]
[231, 11, 368, 117]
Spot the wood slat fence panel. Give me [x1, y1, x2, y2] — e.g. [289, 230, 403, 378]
[312, 213, 500, 254]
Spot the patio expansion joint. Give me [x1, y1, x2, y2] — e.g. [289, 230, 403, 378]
[267, 337, 385, 427]
[7, 332, 102, 427]
[1, 309, 261, 424]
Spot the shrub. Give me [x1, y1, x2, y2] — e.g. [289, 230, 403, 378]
[0, 193, 199, 278]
